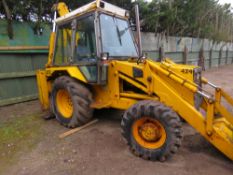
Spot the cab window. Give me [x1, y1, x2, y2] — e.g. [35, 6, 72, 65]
[74, 15, 97, 82]
[74, 15, 96, 62]
[54, 22, 72, 64]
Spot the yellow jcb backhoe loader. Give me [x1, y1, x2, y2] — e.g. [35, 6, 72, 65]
[37, 0, 233, 161]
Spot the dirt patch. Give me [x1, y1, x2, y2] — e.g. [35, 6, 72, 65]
[0, 102, 45, 174]
[0, 65, 233, 175]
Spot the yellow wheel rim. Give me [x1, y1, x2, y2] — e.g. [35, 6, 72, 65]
[56, 89, 73, 119]
[132, 117, 166, 149]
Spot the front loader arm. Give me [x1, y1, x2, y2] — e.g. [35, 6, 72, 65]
[147, 60, 233, 160]
[104, 59, 233, 160]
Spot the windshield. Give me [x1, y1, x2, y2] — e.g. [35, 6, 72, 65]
[100, 14, 138, 57]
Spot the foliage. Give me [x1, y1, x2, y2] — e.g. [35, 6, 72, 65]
[0, 0, 233, 41]
[137, 0, 233, 42]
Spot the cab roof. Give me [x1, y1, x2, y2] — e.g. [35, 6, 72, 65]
[55, 0, 128, 24]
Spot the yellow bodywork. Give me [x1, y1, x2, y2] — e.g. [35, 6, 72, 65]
[56, 2, 69, 16]
[37, 58, 233, 161]
[36, 1, 233, 161]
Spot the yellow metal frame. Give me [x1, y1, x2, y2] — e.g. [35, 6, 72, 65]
[36, 0, 233, 161]
[93, 59, 233, 160]
[36, 70, 50, 110]
[37, 58, 233, 160]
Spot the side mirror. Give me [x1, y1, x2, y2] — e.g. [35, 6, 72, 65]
[130, 24, 137, 31]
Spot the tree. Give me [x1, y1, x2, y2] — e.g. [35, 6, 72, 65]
[1, 0, 13, 39]
[0, 0, 233, 42]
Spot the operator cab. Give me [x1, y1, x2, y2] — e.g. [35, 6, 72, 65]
[53, 1, 139, 84]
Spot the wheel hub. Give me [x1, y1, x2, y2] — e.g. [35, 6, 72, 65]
[139, 122, 161, 142]
[56, 89, 73, 118]
[132, 117, 166, 149]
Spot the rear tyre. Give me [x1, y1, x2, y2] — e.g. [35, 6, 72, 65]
[51, 76, 93, 128]
[121, 100, 183, 161]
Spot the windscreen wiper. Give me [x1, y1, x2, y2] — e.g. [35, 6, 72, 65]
[118, 25, 135, 37]
[113, 17, 122, 45]
[116, 27, 122, 45]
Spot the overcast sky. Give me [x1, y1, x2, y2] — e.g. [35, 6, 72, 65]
[144, 0, 233, 7]
[218, 0, 233, 6]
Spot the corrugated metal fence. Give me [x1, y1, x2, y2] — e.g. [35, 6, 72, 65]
[0, 22, 232, 106]
[142, 33, 233, 69]
[0, 20, 49, 106]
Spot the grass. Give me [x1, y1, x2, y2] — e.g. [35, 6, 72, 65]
[0, 113, 44, 174]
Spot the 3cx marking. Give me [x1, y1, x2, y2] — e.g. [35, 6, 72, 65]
[181, 69, 193, 74]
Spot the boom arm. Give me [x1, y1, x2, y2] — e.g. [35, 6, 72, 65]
[149, 61, 233, 160]
[56, 2, 70, 17]
[46, 2, 70, 67]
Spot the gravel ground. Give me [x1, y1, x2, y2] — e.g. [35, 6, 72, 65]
[0, 64, 232, 175]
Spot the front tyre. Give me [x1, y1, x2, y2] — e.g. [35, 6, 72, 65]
[121, 100, 183, 161]
[51, 76, 93, 128]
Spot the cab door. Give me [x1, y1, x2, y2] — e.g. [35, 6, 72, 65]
[73, 14, 107, 84]
[53, 14, 107, 85]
